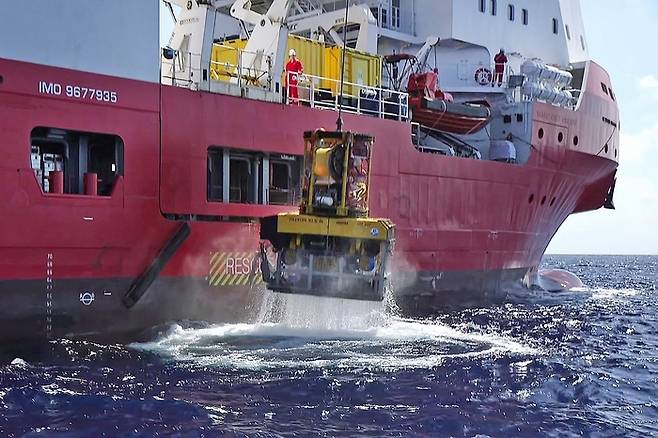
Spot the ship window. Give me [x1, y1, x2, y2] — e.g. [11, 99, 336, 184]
[479, 0, 486, 13]
[573, 136, 579, 146]
[207, 149, 301, 205]
[600, 82, 608, 95]
[528, 194, 534, 204]
[229, 154, 258, 204]
[381, 8, 388, 28]
[580, 35, 586, 50]
[269, 154, 302, 206]
[550, 197, 556, 207]
[207, 148, 224, 202]
[392, 0, 400, 28]
[538, 128, 544, 139]
[609, 87, 616, 101]
[508, 4, 514, 21]
[541, 196, 546, 205]
[490, 0, 497, 15]
[30, 127, 123, 196]
[552, 18, 559, 34]
[557, 132, 564, 143]
[522, 8, 528, 25]
[565, 24, 571, 40]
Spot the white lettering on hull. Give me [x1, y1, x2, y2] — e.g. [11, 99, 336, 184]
[38, 81, 118, 103]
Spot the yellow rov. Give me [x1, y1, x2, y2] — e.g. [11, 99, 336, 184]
[259, 130, 395, 301]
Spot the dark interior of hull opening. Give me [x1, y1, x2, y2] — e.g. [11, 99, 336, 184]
[30, 127, 124, 196]
[207, 147, 301, 206]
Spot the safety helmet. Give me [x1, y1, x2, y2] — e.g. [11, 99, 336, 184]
[289, 49, 296, 57]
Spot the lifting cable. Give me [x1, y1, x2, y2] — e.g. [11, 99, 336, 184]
[336, 0, 350, 131]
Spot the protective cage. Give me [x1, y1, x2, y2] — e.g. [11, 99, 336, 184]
[259, 130, 395, 301]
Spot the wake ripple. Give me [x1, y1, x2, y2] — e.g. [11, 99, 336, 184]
[132, 292, 536, 371]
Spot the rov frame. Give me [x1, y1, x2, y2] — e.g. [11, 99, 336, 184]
[259, 130, 395, 301]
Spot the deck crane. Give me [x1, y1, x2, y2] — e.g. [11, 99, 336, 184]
[161, 0, 295, 92]
[286, 4, 379, 53]
[229, 0, 295, 89]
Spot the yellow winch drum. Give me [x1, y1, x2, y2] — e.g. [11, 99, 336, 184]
[313, 147, 332, 178]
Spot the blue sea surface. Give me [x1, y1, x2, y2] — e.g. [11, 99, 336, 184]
[1, 255, 657, 437]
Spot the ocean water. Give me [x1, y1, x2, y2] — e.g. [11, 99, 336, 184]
[1, 255, 657, 437]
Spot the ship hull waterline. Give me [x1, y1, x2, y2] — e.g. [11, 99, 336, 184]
[0, 58, 618, 343]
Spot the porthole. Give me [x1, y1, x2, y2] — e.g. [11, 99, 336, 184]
[541, 196, 547, 205]
[573, 136, 579, 146]
[557, 132, 564, 143]
[614, 149, 618, 158]
[528, 194, 535, 204]
[550, 197, 556, 207]
[538, 128, 544, 139]
[604, 144, 609, 154]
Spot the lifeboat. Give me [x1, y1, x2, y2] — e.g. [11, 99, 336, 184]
[407, 70, 491, 135]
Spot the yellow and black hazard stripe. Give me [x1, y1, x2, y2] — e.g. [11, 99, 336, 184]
[208, 252, 263, 287]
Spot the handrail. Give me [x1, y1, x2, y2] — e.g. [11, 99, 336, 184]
[160, 46, 410, 121]
[285, 71, 409, 121]
[209, 43, 273, 90]
[161, 44, 274, 91]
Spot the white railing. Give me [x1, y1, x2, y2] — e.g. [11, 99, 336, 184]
[161, 51, 203, 89]
[209, 43, 273, 90]
[286, 71, 409, 121]
[161, 46, 409, 121]
[161, 44, 274, 92]
[402, 62, 515, 91]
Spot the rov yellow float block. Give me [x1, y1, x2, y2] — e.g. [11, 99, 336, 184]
[276, 212, 394, 241]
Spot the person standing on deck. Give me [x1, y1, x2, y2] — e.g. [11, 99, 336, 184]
[285, 49, 304, 104]
[493, 48, 508, 87]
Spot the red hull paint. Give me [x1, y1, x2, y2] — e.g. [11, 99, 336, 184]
[0, 57, 618, 301]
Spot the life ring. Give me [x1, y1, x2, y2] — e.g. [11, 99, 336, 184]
[474, 67, 493, 86]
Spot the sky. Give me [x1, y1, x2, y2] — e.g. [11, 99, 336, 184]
[545, 0, 658, 254]
[159, 0, 658, 255]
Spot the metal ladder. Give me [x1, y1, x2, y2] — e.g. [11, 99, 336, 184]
[293, 0, 324, 15]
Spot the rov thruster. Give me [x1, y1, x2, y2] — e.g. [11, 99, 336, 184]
[259, 129, 395, 301]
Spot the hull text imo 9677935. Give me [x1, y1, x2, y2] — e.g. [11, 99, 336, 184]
[0, 0, 618, 343]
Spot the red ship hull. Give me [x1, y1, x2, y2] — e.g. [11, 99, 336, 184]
[0, 58, 619, 343]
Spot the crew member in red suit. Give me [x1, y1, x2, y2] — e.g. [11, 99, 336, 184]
[493, 48, 508, 87]
[285, 49, 304, 104]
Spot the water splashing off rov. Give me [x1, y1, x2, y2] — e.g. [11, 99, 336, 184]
[259, 129, 395, 301]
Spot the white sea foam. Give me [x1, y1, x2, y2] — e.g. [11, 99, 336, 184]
[132, 291, 536, 371]
[508, 284, 640, 305]
[40, 383, 83, 397]
[9, 358, 28, 368]
[587, 288, 639, 300]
